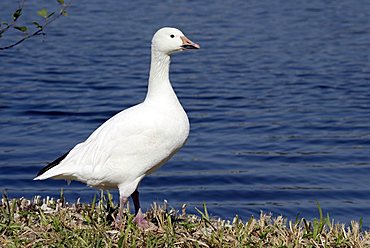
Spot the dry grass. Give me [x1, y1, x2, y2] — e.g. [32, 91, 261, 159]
[1, 192, 370, 247]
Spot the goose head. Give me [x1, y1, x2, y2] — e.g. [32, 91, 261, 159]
[152, 27, 200, 55]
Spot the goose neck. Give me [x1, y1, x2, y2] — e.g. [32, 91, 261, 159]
[146, 48, 176, 101]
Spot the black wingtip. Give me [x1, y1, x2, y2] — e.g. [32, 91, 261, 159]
[37, 150, 70, 177]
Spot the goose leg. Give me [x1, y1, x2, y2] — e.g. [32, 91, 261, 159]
[132, 189, 149, 229]
[131, 189, 140, 215]
[116, 195, 128, 227]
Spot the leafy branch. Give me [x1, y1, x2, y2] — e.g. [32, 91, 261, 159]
[0, 0, 71, 51]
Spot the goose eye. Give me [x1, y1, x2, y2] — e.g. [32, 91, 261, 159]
[170, 34, 175, 38]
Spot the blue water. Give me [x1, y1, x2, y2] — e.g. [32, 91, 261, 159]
[1, 0, 370, 227]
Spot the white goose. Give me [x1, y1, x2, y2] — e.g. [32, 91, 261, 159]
[34, 27, 200, 227]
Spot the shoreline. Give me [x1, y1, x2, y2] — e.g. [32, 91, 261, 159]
[1, 194, 369, 247]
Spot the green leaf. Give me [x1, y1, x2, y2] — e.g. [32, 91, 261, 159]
[37, 8, 48, 18]
[14, 26, 27, 32]
[61, 10, 68, 17]
[32, 21, 43, 29]
[47, 12, 55, 18]
[57, 0, 65, 5]
[13, 8, 22, 21]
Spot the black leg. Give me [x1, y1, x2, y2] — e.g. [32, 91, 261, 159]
[132, 188, 149, 229]
[131, 188, 140, 215]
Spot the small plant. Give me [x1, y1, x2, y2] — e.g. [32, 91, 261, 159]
[302, 202, 331, 241]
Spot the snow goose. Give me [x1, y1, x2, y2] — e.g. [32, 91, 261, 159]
[34, 27, 200, 228]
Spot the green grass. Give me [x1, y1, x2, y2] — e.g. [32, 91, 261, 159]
[1, 192, 369, 247]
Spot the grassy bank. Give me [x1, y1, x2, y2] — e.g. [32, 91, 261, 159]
[1, 192, 369, 247]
